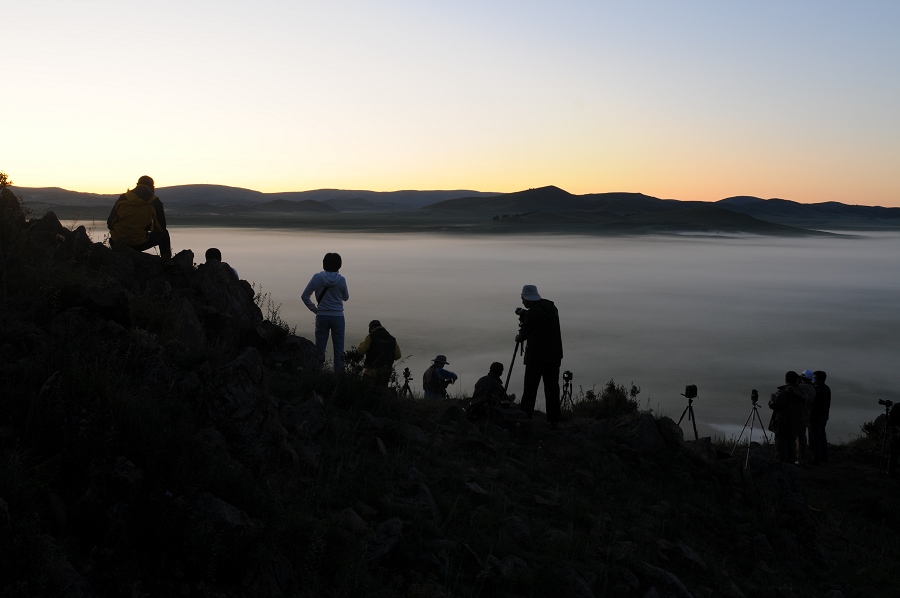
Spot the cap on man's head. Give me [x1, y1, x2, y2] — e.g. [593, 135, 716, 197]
[136, 175, 154, 189]
[801, 369, 814, 380]
[432, 354, 448, 365]
[489, 362, 504, 375]
[369, 319, 382, 331]
[521, 284, 541, 301]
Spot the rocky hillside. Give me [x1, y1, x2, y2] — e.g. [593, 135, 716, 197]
[1, 187, 898, 598]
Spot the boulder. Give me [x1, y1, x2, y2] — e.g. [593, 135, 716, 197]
[206, 348, 296, 471]
[279, 392, 326, 440]
[192, 261, 262, 347]
[59, 281, 130, 328]
[366, 517, 403, 562]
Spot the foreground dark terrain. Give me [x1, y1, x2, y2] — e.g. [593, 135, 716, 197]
[1, 186, 898, 598]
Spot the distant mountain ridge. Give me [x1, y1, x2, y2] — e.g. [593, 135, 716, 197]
[14, 183, 900, 232]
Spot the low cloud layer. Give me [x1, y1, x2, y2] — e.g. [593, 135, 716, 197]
[157, 228, 900, 442]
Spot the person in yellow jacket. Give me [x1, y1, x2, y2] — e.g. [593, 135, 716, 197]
[107, 175, 172, 258]
[356, 320, 401, 388]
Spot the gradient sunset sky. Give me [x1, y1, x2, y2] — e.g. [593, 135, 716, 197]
[6, 1, 899, 206]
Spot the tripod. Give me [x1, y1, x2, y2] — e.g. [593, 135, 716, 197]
[732, 393, 770, 469]
[561, 371, 573, 411]
[677, 393, 699, 441]
[869, 402, 893, 467]
[398, 368, 413, 398]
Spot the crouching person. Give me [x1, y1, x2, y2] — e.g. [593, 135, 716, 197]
[467, 362, 513, 420]
[423, 355, 457, 399]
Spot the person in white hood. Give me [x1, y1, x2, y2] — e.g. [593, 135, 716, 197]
[301, 253, 350, 370]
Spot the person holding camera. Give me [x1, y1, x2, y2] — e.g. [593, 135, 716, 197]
[423, 355, 458, 399]
[768, 371, 807, 463]
[810, 370, 831, 465]
[356, 320, 401, 388]
[515, 284, 564, 428]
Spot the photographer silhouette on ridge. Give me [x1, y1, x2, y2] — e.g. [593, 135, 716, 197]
[515, 284, 563, 428]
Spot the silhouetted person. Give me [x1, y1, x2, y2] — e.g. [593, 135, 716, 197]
[301, 253, 349, 370]
[423, 355, 457, 399]
[516, 284, 563, 428]
[204, 247, 238, 278]
[357, 320, 401, 388]
[467, 362, 510, 420]
[768, 371, 806, 464]
[810, 370, 831, 465]
[107, 175, 171, 259]
[796, 369, 816, 464]
[889, 402, 900, 479]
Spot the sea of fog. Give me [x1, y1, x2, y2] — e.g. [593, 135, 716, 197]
[73, 223, 900, 442]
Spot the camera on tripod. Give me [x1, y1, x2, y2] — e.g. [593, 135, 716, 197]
[878, 399, 894, 408]
[751, 389, 759, 404]
[402, 367, 411, 381]
[563, 370, 573, 382]
[682, 384, 697, 399]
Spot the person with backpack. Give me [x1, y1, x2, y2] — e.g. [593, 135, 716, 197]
[356, 320, 401, 388]
[301, 253, 349, 371]
[107, 175, 172, 259]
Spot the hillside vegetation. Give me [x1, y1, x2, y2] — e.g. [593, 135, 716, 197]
[1, 185, 898, 598]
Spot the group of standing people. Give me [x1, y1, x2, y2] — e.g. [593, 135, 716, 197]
[297, 251, 565, 426]
[102, 177, 563, 429]
[768, 369, 831, 465]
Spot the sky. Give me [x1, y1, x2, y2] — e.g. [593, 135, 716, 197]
[4, 1, 899, 206]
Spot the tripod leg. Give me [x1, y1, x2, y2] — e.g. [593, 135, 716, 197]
[689, 406, 699, 441]
[677, 404, 690, 425]
[743, 413, 756, 469]
[732, 410, 754, 456]
[870, 427, 887, 459]
[504, 341, 520, 392]
[752, 408, 771, 444]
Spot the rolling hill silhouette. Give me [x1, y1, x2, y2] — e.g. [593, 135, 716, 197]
[13, 183, 900, 234]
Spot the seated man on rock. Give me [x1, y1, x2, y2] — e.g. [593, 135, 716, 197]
[107, 175, 172, 259]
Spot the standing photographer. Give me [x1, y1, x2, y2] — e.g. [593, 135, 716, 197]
[515, 285, 564, 428]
